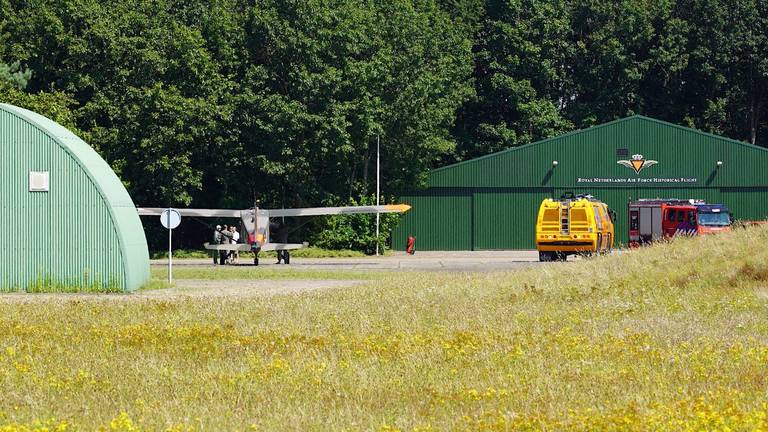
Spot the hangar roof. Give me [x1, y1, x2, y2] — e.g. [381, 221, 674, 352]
[428, 116, 768, 189]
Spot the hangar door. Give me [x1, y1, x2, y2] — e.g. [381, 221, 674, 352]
[473, 189, 553, 250]
[392, 189, 473, 250]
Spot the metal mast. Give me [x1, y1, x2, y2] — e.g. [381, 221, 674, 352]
[375, 134, 381, 256]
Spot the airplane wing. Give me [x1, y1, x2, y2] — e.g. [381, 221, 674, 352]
[137, 205, 410, 218]
[203, 242, 308, 251]
[259, 242, 308, 251]
[204, 242, 253, 251]
[265, 204, 411, 217]
[137, 208, 243, 218]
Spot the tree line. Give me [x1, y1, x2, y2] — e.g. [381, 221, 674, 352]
[1, 0, 766, 246]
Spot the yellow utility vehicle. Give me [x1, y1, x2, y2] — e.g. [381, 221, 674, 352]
[535, 193, 614, 261]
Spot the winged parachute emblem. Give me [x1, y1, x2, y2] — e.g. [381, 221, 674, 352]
[617, 154, 658, 174]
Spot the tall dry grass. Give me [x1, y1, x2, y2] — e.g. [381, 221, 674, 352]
[1, 227, 768, 430]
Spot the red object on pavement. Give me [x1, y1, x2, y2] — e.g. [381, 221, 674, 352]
[406, 236, 416, 255]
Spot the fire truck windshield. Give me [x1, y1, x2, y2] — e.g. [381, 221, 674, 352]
[698, 212, 731, 226]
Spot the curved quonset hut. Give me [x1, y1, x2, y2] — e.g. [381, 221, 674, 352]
[0, 104, 149, 292]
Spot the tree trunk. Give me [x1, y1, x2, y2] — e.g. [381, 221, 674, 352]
[362, 151, 370, 195]
[348, 164, 357, 199]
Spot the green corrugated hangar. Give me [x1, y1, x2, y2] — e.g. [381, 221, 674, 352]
[0, 104, 150, 292]
[393, 116, 768, 250]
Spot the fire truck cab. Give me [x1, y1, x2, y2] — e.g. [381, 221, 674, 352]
[628, 199, 732, 247]
[695, 204, 733, 234]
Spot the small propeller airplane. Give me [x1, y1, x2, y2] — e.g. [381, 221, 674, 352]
[137, 203, 411, 265]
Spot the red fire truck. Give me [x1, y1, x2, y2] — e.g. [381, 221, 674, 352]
[628, 199, 732, 247]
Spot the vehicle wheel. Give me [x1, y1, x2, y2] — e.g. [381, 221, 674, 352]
[556, 252, 567, 261]
[284, 251, 290, 265]
[254, 256, 259, 266]
[539, 251, 553, 262]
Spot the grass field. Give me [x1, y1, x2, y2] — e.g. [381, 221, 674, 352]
[149, 266, 384, 282]
[2, 228, 768, 430]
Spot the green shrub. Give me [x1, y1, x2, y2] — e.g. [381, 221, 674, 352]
[307, 195, 401, 255]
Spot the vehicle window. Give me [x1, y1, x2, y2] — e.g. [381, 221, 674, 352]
[667, 210, 677, 222]
[677, 211, 686, 222]
[543, 209, 559, 222]
[698, 212, 731, 226]
[571, 208, 588, 223]
[593, 206, 603, 230]
[688, 211, 696, 225]
[602, 205, 612, 223]
[630, 211, 639, 230]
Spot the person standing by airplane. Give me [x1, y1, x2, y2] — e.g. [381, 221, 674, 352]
[220, 225, 231, 265]
[212, 225, 222, 265]
[231, 226, 240, 264]
[270, 221, 290, 264]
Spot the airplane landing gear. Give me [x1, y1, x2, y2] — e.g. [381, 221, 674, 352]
[275, 250, 291, 264]
[251, 247, 262, 266]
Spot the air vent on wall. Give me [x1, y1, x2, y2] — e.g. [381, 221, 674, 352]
[29, 171, 50, 192]
[616, 148, 629, 156]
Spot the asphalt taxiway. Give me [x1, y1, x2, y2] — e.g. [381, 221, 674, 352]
[152, 250, 546, 272]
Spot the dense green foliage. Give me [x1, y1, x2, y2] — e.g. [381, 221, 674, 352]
[450, 0, 768, 159]
[0, 61, 30, 90]
[1, 0, 473, 209]
[0, 63, 77, 130]
[307, 196, 401, 254]
[2, 0, 766, 251]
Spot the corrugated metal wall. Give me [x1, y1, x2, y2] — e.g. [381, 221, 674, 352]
[472, 189, 552, 250]
[0, 105, 149, 291]
[393, 116, 768, 250]
[428, 117, 768, 189]
[392, 189, 472, 250]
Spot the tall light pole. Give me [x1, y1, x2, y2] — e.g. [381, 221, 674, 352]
[375, 134, 381, 256]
